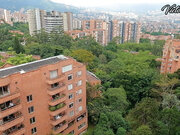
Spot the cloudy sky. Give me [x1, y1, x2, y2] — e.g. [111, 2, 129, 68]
[51, 0, 180, 7]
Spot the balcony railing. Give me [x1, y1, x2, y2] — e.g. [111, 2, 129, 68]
[46, 75, 65, 84]
[0, 101, 20, 112]
[53, 121, 66, 131]
[49, 103, 66, 112]
[48, 84, 66, 91]
[2, 124, 24, 135]
[50, 94, 65, 102]
[0, 113, 22, 126]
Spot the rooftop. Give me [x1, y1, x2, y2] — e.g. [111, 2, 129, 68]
[0, 55, 68, 78]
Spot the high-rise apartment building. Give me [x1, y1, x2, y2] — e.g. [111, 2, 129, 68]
[73, 18, 82, 30]
[44, 11, 64, 33]
[62, 12, 73, 31]
[27, 9, 46, 35]
[27, 9, 73, 35]
[110, 20, 141, 44]
[161, 39, 180, 74]
[0, 55, 88, 135]
[0, 8, 13, 25]
[66, 29, 107, 46]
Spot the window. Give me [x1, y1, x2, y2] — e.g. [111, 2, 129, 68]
[51, 82, 59, 89]
[68, 84, 73, 90]
[69, 94, 73, 99]
[28, 106, 34, 113]
[69, 111, 74, 117]
[77, 80, 82, 86]
[31, 127, 37, 134]
[30, 117, 36, 124]
[69, 103, 74, 108]
[68, 74, 73, 80]
[69, 130, 74, 134]
[76, 89, 82, 95]
[78, 106, 82, 112]
[78, 122, 86, 130]
[62, 65, 72, 73]
[0, 85, 9, 97]
[50, 70, 58, 79]
[78, 98, 82, 103]
[77, 71, 82, 76]
[27, 95, 33, 102]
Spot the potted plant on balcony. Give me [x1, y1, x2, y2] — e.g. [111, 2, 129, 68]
[49, 106, 56, 111]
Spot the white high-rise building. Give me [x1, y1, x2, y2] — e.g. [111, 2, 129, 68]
[27, 9, 70, 35]
[27, 9, 45, 35]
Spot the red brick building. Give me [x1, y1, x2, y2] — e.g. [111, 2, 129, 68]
[0, 55, 88, 135]
[161, 39, 180, 73]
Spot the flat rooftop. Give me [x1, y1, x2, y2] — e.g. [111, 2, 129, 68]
[0, 55, 68, 78]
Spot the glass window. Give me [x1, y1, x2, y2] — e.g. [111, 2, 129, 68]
[50, 70, 58, 79]
[68, 84, 73, 90]
[69, 103, 74, 108]
[69, 94, 73, 99]
[0, 85, 9, 97]
[62, 65, 72, 73]
[77, 71, 82, 76]
[76, 89, 82, 95]
[28, 106, 34, 113]
[30, 117, 36, 124]
[78, 98, 82, 103]
[31, 127, 37, 134]
[77, 80, 82, 86]
[27, 95, 33, 102]
[68, 74, 73, 80]
[78, 122, 86, 130]
[69, 111, 74, 117]
[78, 106, 82, 111]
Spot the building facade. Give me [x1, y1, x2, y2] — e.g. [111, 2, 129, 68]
[27, 9, 73, 35]
[160, 39, 180, 74]
[0, 55, 88, 135]
[62, 12, 73, 32]
[110, 20, 141, 44]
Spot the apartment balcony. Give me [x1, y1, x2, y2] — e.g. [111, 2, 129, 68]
[53, 121, 68, 134]
[46, 75, 65, 85]
[51, 115, 67, 126]
[49, 104, 67, 116]
[0, 114, 24, 131]
[2, 124, 25, 135]
[0, 104, 22, 118]
[48, 94, 66, 106]
[0, 92, 20, 104]
[47, 84, 66, 96]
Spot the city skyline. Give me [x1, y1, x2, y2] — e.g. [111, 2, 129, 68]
[51, 0, 180, 7]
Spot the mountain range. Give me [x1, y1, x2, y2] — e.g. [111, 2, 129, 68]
[0, 0, 80, 12]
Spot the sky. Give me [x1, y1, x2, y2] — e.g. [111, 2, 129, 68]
[51, 0, 180, 7]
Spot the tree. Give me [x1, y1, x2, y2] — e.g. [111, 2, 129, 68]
[103, 87, 129, 113]
[13, 37, 24, 54]
[133, 125, 152, 135]
[71, 49, 95, 66]
[116, 127, 126, 135]
[127, 98, 160, 129]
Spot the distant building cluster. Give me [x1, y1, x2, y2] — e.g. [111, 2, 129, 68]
[27, 9, 141, 46]
[27, 9, 73, 35]
[0, 8, 27, 25]
[160, 39, 180, 74]
[141, 34, 172, 41]
[142, 21, 180, 34]
[68, 20, 141, 46]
